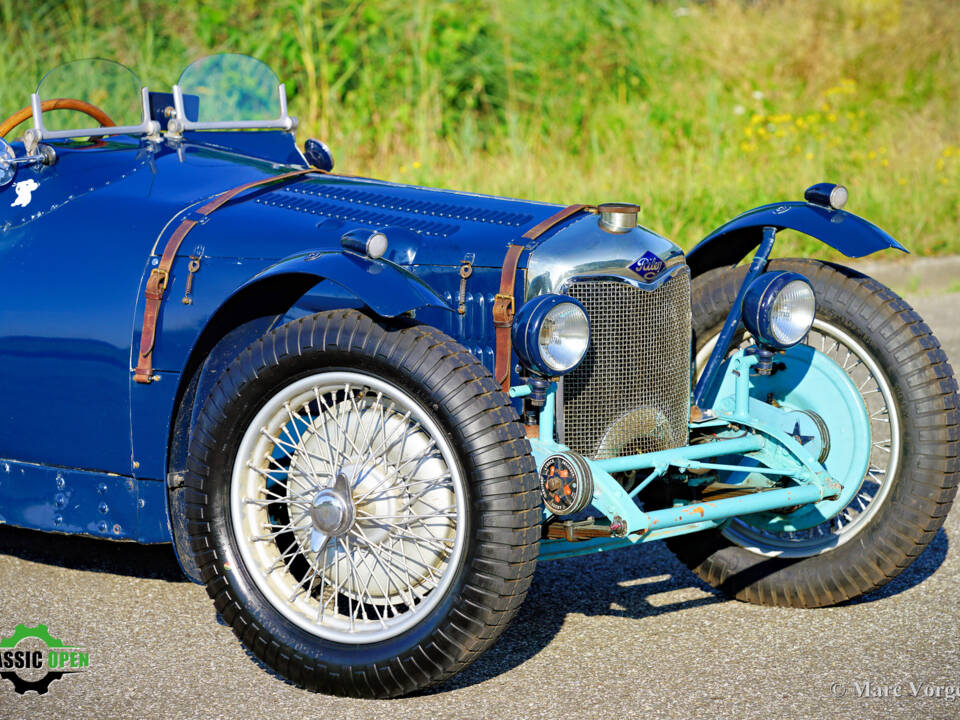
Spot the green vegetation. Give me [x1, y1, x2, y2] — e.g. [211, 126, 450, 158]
[3, 0, 957, 256]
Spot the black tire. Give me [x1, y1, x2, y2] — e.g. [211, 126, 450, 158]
[666, 259, 958, 607]
[183, 310, 540, 697]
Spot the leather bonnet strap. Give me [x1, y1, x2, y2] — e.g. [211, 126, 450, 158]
[492, 204, 594, 392]
[492, 243, 525, 391]
[133, 167, 318, 384]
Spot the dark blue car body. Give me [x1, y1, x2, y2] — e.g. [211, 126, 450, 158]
[0, 127, 568, 543]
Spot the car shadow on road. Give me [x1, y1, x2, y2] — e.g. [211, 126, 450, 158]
[0, 525, 188, 581]
[0, 521, 949, 694]
[428, 526, 950, 694]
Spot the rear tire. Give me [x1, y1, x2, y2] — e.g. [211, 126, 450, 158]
[668, 259, 958, 607]
[184, 310, 540, 696]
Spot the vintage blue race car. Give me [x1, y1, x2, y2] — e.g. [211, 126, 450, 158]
[0, 54, 956, 697]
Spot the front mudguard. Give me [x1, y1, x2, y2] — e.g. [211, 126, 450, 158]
[239, 250, 453, 318]
[686, 201, 907, 277]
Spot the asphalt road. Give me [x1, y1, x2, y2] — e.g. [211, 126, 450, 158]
[1, 260, 959, 720]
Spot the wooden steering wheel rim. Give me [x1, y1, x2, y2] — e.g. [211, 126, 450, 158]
[0, 98, 117, 139]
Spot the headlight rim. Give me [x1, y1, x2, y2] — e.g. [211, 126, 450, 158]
[512, 293, 590, 377]
[742, 271, 817, 349]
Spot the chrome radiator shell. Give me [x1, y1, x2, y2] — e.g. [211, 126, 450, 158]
[559, 266, 692, 459]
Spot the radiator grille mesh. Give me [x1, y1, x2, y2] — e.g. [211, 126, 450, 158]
[562, 268, 692, 459]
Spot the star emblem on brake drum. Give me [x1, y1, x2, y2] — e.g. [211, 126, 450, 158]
[789, 421, 814, 447]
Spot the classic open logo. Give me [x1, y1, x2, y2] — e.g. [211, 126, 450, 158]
[0, 624, 89, 695]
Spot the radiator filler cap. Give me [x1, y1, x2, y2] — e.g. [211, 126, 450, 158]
[597, 202, 640, 233]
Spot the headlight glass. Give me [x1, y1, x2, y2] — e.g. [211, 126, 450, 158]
[538, 302, 590, 372]
[769, 279, 816, 345]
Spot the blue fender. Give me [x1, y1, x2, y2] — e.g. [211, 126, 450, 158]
[686, 201, 907, 277]
[161, 250, 450, 582]
[239, 250, 453, 317]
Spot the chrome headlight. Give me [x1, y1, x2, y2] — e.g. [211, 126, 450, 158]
[742, 271, 816, 349]
[512, 294, 590, 376]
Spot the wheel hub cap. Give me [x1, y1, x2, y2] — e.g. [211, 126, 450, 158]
[309, 472, 355, 553]
[310, 492, 352, 536]
[310, 495, 344, 532]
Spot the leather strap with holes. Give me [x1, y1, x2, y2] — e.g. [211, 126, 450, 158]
[133, 167, 318, 383]
[492, 204, 595, 391]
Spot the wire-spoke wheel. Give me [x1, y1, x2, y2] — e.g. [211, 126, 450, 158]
[231, 371, 467, 644]
[186, 311, 540, 696]
[666, 259, 958, 607]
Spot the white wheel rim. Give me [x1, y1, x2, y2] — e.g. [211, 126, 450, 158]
[230, 371, 467, 643]
[696, 318, 901, 557]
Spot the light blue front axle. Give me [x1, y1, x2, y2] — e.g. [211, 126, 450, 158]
[513, 342, 865, 561]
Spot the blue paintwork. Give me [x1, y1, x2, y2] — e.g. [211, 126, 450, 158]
[686, 199, 907, 277]
[0, 460, 167, 542]
[0, 128, 562, 543]
[411, 266, 503, 376]
[240, 251, 452, 319]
